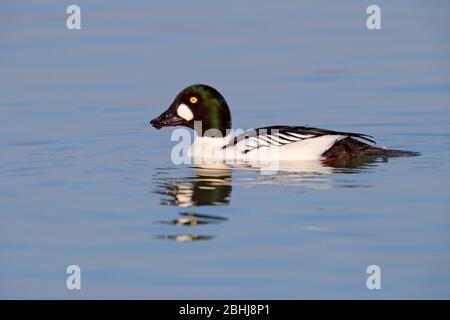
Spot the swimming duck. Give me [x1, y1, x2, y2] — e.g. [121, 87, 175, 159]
[150, 84, 418, 162]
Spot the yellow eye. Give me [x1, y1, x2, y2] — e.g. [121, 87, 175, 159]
[190, 97, 198, 104]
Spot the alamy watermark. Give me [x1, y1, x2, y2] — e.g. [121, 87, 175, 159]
[366, 5, 381, 30]
[66, 5, 81, 30]
[366, 265, 382, 290]
[66, 265, 81, 290]
[65, 4, 380, 31]
[169, 121, 282, 172]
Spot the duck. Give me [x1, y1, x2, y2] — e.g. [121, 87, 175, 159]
[150, 84, 419, 162]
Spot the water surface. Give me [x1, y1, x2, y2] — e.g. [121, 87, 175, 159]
[1, 0, 450, 298]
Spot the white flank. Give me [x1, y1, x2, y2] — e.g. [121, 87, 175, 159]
[186, 133, 346, 162]
[240, 135, 345, 161]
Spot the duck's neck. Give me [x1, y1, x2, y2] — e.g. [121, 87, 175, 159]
[188, 133, 233, 160]
[193, 133, 233, 148]
[191, 114, 232, 137]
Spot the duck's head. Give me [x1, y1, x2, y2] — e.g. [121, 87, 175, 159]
[150, 84, 231, 136]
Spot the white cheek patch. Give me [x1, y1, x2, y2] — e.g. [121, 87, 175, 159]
[176, 103, 194, 121]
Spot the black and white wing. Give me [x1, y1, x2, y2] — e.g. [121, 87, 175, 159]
[223, 125, 375, 154]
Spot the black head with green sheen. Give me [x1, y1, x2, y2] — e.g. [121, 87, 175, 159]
[150, 84, 232, 136]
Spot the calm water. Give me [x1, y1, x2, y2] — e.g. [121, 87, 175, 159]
[1, 0, 450, 299]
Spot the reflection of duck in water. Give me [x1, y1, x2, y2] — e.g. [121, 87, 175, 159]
[153, 211, 227, 242]
[154, 164, 232, 207]
[154, 156, 387, 206]
[152, 158, 388, 241]
[153, 164, 231, 241]
[154, 234, 213, 242]
[156, 212, 228, 226]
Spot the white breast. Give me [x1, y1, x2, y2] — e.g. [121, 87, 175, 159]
[187, 135, 231, 160]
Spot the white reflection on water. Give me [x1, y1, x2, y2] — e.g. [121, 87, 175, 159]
[152, 157, 381, 241]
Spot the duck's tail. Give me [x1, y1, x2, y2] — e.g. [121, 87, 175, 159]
[322, 137, 420, 159]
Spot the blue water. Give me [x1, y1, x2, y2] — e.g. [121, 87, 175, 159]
[1, 0, 450, 299]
